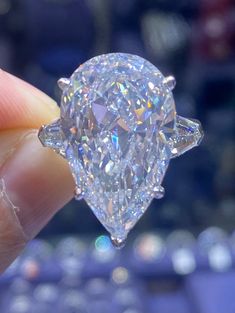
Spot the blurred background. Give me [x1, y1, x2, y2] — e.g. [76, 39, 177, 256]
[0, 0, 235, 312]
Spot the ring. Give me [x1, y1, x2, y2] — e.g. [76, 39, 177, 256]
[38, 53, 203, 248]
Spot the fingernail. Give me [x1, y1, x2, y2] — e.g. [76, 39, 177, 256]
[0, 130, 74, 239]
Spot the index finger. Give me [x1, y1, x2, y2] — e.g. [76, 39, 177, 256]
[0, 69, 60, 130]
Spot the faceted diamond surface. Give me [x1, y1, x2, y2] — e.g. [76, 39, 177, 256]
[39, 53, 203, 242]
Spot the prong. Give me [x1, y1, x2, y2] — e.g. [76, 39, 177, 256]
[38, 125, 46, 147]
[163, 75, 176, 91]
[111, 236, 127, 249]
[74, 186, 84, 200]
[153, 186, 165, 199]
[57, 77, 70, 90]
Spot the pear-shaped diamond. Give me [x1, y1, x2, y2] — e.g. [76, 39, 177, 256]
[39, 53, 203, 245]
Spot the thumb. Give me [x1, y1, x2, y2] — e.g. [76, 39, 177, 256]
[0, 71, 74, 273]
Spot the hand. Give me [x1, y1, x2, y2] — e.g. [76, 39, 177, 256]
[0, 69, 74, 273]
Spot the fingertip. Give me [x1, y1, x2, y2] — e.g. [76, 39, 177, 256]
[0, 70, 60, 130]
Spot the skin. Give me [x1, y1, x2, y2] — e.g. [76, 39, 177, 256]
[0, 69, 75, 273]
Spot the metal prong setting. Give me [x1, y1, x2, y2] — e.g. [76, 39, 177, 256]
[38, 125, 46, 147]
[111, 236, 127, 249]
[74, 186, 84, 200]
[153, 186, 165, 199]
[57, 77, 70, 90]
[163, 75, 176, 91]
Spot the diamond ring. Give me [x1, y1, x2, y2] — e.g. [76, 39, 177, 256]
[38, 53, 203, 248]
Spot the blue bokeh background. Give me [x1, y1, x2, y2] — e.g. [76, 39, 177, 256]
[0, 1, 235, 312]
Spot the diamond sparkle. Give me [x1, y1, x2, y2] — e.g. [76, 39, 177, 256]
[39, 53, 203, 246]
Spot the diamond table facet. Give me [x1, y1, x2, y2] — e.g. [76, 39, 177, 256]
[38, 53, 203, 247]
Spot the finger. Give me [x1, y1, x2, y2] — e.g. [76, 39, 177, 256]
[0, 69, 60, 130]
[0, 72, 74, 273]
[0, 130, 75, 273]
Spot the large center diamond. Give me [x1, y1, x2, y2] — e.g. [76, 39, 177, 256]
[39, 53, 203, 245]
